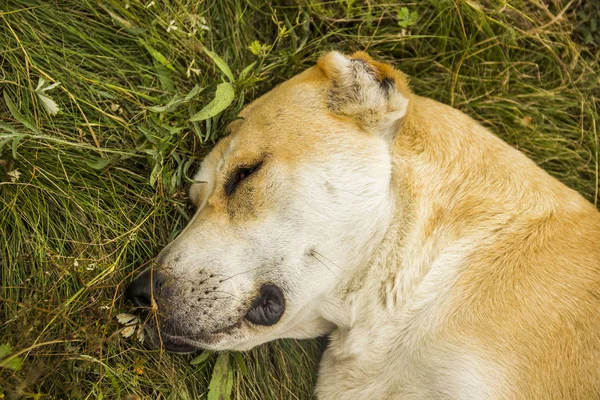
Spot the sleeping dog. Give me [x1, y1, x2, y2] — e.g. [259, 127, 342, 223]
[126, 51, 600, 399]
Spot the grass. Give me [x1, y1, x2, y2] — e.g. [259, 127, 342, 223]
[0, 0, 598, 398]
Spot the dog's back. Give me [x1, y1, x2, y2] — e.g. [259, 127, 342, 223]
[395, 94, 600, 399]
[319, 84, 600, 399]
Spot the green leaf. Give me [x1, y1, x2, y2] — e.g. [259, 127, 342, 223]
[203, 48, 234, 82]
[155, 65, 175, 92]
[0, 356, 22, 371]
[0, 123, 26, 156]
[189, 83, 235, 122]
[409, 12, 419, 25]
[139, 39, 176, 72]
[106, 8, 145, 35]
[148, 104, 169, 113]
[169, 169, 179, 192]
[36, 92, 60, 116]
[34, 78, 62, 116]
[239, 62, 256, 81]
[397, 7, 419, 28]
[11, 134, 23, 159]
[0, 344, 12, 360]
[233, 352, 247, 375]
[149, 162, 162, 187]
[0, 121, 21, 135]
[207, 353, 233, 400]
[248, 40, 270, 56]
[0, 137, 12, 154]
[149, 85, 204, 113]
[190, 351, 213, 365]
[0, 344, 22, 371]
[86, 156, 111, 170]
[248, 40, 262, 55]
[3, 92, 40, 134]
[95, 90, 118, 100]
[184, 85, 204, 101]
[183, 157, 196, 179]
[397, 7, 409, 21]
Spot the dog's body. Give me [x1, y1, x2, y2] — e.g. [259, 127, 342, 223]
[127, 52, 600, 399]
[315, 75, 600, 400]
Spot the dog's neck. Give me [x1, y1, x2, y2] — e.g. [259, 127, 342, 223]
[319, 94, 556, 345]
[318, 136, 424, 331]
[320, 98, 505, 334]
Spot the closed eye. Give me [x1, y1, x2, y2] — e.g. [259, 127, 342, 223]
[224, 162, 262, 196]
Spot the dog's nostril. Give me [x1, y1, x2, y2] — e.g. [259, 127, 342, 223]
[125, 268, 164, 309]
[125, 283, 153, 308]
[133, 292, 152, 308]
[154, 275, 165, 295]
[245, 284, 285, 326]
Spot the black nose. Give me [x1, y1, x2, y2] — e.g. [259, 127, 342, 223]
[125, 268, 165, 308]
[245, 285, 285, 326]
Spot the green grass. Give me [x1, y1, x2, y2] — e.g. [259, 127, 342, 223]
[1, 0, 598, 398]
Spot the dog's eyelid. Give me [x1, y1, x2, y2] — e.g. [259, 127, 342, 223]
[224, 161, 263, 196]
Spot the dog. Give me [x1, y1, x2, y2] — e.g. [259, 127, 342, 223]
[126, 51, 600, 399]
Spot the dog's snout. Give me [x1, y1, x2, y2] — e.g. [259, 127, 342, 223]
[125, 268, 165, 308]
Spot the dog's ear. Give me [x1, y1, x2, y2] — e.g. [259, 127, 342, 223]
[318, 51, 411, 140]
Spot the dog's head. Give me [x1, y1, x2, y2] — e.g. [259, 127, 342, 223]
[125, 51, 411, 352]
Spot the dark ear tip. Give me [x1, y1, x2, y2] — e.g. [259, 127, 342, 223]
[380, 77, 395, 92]
[351, 58, 369, 66]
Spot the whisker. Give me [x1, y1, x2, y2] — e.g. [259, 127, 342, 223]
[211, 296, 247, 310]
[309, 253, 341, 281]
[206, 290, 245, 301]
[200, 308, 221, 326]
[200, 292, 245, 305]
[218, 266, 264, 282]
[313, 250, 346, 272]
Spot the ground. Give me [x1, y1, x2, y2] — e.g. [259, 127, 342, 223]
[0, 1, 598, 399]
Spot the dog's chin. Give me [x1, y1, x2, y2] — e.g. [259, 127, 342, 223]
[141, 328, 197, 353]
[143, 320, 249, 353]
[159, 334, 199, 353]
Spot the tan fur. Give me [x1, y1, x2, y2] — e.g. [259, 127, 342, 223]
[138, 51, 600, 399]
[380, 93, 600, 399]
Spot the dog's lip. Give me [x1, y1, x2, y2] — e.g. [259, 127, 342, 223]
[146, 319, 245, 352]
[209, 320, 243, 335]
[158, 333, 198, 353]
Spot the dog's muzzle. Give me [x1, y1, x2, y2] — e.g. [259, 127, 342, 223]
[124, 269, 286, 353]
